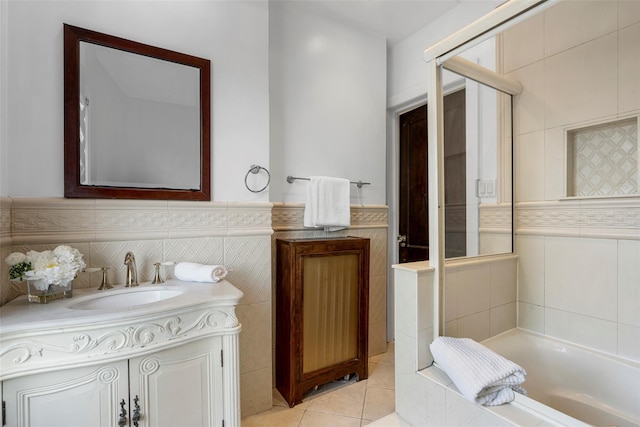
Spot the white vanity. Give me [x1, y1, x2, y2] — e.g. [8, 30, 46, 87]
[0, 280, 243, 427]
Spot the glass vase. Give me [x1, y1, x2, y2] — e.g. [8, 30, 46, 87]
[26, 279, 73, 304]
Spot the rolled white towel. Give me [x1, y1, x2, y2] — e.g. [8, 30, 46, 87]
[174, 262, 228, 283]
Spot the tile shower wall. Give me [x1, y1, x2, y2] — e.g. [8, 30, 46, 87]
[443, 255, 518, 342]
[503, 1, 640, 361]
[0, 197, 273, 418]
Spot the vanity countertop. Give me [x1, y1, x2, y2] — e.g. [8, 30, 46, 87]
[0, 280, 243, 334]
[0, 280, 244, 380]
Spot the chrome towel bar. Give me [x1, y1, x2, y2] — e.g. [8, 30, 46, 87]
[286, 175, 371, 189]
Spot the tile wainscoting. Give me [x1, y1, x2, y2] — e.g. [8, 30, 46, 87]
[0, 197, 273, 418]
[0, 198, 390, 417]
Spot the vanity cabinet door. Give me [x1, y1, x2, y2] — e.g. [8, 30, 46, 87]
[128, 337, 224, 427]
[3, 361, 129, 427]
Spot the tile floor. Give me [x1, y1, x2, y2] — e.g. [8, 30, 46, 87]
[241, 342, 395, 426]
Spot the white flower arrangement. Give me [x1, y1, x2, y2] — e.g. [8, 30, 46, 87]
[5, 245, 86, 289]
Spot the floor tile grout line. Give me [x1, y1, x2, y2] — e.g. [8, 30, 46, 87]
[360, 386, 369, 422]
[242, 345, 395, 425]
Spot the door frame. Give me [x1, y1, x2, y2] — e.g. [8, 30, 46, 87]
[386, 95, 425, 341]
[386, 80, 466, 341]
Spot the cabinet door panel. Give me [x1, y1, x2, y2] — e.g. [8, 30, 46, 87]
[129, 338, 223, 427]
[3, 361, 129, 427]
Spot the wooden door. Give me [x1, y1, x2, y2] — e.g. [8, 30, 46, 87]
[399, 105, 429, 263]
[398, 90, 466, 262]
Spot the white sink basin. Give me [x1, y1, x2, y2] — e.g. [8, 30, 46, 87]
[68, 287, 183, 310]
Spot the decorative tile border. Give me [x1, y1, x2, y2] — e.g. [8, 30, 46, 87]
[480, 203, 513, 233]
[5, 197, 636, 243]
[271, 202, 388, 230]
[516, 198, 640, 239]
[4, 198, 273, 244]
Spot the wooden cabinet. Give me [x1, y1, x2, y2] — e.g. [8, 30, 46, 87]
[276, 237, 369, 407]
[3, 337, 225, 427]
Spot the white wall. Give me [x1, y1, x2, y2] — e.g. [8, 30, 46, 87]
[3, 0, 269, 202]
[269, 1, 387, 205]
[0, 0, 8, 197]
[387, 0, 502, 109]
[4, 0, 390, 205]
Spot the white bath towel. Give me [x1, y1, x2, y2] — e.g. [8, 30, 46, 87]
[174, 262, 228, 283]
[430, 336, 527, 406]
[303, 176, 351, 232]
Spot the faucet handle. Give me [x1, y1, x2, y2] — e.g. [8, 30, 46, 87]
[98, 267, 112, 290]
[151, 263, 165, 284]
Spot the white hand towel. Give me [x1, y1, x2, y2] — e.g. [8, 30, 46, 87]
[430, 336, 527, 406]
[174, 262, 228, 283]
[303, 176, 351, 232]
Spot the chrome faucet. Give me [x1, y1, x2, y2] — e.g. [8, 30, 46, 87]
[124, 252, 139, 287]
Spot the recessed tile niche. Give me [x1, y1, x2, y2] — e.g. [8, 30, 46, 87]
[567, 117, 639, 197]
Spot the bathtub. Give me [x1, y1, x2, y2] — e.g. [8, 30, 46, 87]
[482, 329, 640, 427]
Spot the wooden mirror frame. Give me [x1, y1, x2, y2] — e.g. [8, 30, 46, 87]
[63, 24, 211, 200]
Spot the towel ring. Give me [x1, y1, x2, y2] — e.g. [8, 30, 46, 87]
[245, 164, 270, 193]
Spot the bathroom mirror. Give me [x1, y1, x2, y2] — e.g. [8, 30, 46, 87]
[64, 24, 211, 200]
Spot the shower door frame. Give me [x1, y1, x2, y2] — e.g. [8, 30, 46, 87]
[424, 0, 558, 339]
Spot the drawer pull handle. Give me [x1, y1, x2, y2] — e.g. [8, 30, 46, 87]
[118, 399, 127, 426]
[132, 395, 141, 427]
